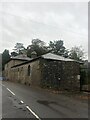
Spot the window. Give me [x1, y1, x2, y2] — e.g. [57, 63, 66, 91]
[28, 65, 31, 76]
[21, 67, 23, 71]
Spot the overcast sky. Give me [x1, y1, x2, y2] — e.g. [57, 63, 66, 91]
[0, 1, 88, 59]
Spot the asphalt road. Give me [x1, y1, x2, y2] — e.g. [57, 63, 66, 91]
[1, 82, 36, 118]
[1, 81, 88, 119]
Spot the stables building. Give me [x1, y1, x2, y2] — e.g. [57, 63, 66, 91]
[4, 53, 81, 91]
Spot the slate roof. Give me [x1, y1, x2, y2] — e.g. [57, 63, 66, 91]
[11, 53, 81, 68]
[41, 53, 75, 62]
[11, 54, 32, 61]
[5, 54, 32, 64]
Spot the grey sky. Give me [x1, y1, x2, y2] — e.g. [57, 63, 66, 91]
[0, 2, 88, 59]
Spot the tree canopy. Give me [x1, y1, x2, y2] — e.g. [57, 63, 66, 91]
[27, 39, 49, 57]
[11, 43, 26, 56]
[69, 46, 85, 61]
[2, 39, 85, 67]
[49, 40, 69, 57]
[2, 49, 10, 70]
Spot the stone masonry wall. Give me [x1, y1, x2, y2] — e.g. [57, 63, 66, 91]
[5, 58, 80, 91]
[10, 60, 41, 86]
[4, 60, 25, 80]
[40, 59, 80, 91]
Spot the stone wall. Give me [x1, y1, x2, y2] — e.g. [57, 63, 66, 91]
[61, 61, 80, 91]
[10, 60, 41, 86]
[4, 58, 80, 91]
[4, 60, 27, 80]
[40, 59, 80, 91]
[82, 85, 90, 91]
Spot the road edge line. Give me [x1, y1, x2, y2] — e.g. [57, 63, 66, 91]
[7, 88, 15, 96]
[20, 100, 24, 104]
[26, 106, 41, 120]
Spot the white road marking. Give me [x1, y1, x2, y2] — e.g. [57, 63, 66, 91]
[26, 106, 41, 120]
[5, 86, 41, 119]
[20, 100, 24, 104]
[7, 88, 15, 96]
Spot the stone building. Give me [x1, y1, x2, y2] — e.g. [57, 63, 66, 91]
[4, 54, 31, 80]
[4, 53, 81, 91]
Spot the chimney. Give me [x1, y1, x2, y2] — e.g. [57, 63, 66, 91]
[31, 51, 37, 58]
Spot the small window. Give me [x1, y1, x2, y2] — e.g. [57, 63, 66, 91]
[21, 67, 23, 71]
[28, 65, 31, 76]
